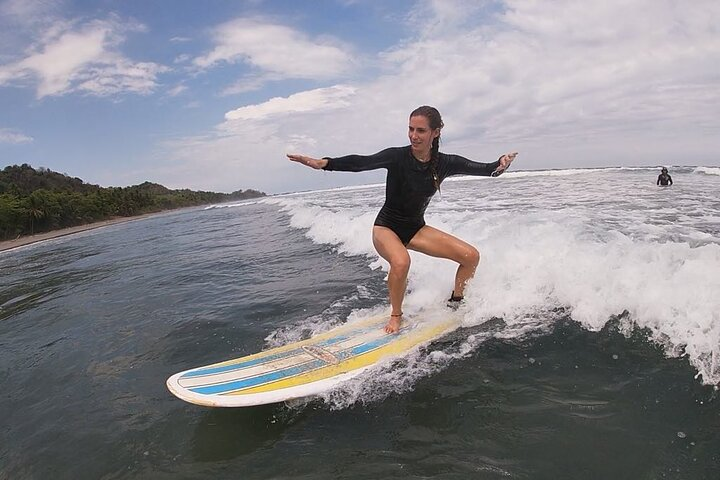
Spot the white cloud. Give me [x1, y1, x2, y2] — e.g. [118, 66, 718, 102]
[224, 85, 356, 121]
[377, 0, 720, 145]
[143, 85, 361, 193]
[0, 0, 63, 58]
[0, 0, 63, 27]
[166, 84, 188, 96]
[157, 0, 720, 193]
[193, 17, 355, 79]
[0, 128, 33, 144]
[0, 16, 168, 98]
[173, 54, 192, 64]
[221, 73, 282, 95]
[407, 0, 492, 32]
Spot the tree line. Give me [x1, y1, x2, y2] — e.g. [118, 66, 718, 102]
[0, 164, 266, 241]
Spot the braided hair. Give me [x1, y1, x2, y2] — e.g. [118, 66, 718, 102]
[410, 105, 444, 191]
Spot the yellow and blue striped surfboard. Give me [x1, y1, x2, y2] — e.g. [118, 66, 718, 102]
[166, 312, 461, 407]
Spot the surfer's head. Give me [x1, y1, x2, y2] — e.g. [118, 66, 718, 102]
[410, 106, 443, 151]
[410, 105, 444, 189]
[661, 167, 668, 173]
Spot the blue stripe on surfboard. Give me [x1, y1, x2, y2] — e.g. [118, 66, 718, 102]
[180, 332, 354, 379]
[189, 359, 325, 395]
[180, 318, 402, 380]
[188, 327, 404, 396]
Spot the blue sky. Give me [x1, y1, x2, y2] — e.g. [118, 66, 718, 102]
[1, 0, 718, 194]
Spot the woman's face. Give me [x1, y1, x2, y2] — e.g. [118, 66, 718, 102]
[408, 115, 439, 159]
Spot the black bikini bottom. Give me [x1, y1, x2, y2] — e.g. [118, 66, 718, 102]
[374, 207, 425, 245]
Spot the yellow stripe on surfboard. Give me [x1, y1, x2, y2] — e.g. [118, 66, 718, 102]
[203, 314, 388, 369]
[226, 317, 459, 396]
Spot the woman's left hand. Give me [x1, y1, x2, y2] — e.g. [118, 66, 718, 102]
[492, 151, 518, 176]
[499, 152, 518, 170]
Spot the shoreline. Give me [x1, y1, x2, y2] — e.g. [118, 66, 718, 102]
[0, 213, 159, 253]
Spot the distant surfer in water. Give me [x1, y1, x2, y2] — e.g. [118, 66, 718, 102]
[657, 167, 673, 186]
[288, 106, 517, 334]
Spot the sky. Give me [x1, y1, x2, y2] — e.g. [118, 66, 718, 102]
[1, 0, 719, 194]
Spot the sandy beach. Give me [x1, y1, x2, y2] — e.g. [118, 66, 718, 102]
[0, 214, 156, 253]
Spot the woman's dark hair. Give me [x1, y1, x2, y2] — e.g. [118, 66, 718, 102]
[410, 105, 444, 190]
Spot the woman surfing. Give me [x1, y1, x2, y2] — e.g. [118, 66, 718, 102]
[288, 106, 517, 333]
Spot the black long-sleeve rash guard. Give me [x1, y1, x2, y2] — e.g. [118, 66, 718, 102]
[322, 145, 501, 244]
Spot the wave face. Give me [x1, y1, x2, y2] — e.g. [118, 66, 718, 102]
[261, 166, 720, 386]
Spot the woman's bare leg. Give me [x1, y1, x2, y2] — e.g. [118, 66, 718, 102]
[407, 225, 480, 298]
[372, 226, 410, 333]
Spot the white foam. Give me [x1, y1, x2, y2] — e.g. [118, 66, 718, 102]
[315, 346, 451, 409]
[694, 166, 720, 176]
[269, 169, 720, 388]
[203, 199, 264, 210]
[274, 182, 385, 197]
[500, 167, 614, 178]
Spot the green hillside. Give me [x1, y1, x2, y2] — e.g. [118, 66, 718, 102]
[0, 164, 265, 241]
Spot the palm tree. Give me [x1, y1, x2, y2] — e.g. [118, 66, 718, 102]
[26, 192, 46, 235]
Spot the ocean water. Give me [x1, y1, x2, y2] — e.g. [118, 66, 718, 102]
[1, 166, 719, 479]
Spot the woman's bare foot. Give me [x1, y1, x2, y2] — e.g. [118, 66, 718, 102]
[384, 313, 402, 334]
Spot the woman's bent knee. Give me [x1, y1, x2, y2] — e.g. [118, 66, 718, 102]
[465, 246, 480, 268]
[389, 254, 411, 275]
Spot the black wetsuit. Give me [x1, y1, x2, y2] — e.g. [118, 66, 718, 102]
[323, 146, 502, 244]
[657, 173, 673, 186]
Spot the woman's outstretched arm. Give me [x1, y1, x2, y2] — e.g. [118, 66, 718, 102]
[288, 147, 400, 172]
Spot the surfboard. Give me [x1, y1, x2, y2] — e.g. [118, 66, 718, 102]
[166, 311, 461, 407]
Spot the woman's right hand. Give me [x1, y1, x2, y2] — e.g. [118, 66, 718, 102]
[287, 154, 328, 170]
